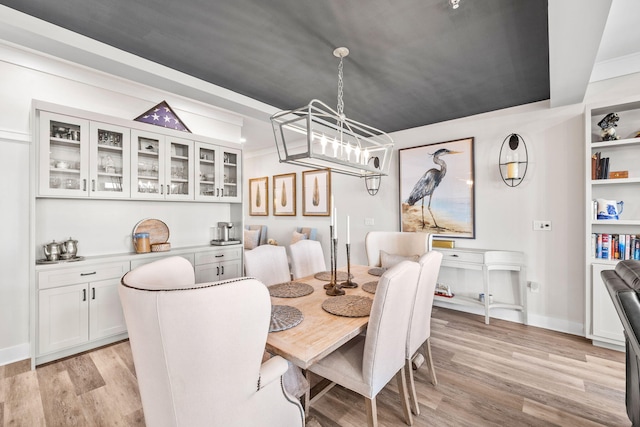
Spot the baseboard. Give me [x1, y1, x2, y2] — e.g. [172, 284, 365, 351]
[0, 342, 30, 367]
[433, 301, 584, 337]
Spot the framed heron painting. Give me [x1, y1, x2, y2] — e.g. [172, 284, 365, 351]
[399, 137, 475, 239]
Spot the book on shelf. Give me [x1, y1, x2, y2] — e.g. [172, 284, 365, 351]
[592, 233, 640, 260]
[592, 152, 611, 180]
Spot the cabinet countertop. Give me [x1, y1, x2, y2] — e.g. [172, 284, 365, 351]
[35, 243, 242, 270]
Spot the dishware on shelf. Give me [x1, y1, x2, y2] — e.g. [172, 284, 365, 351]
[596, 199, 624, 220]
[60, 237, 78, 259]
[43, 240, 63, 261]
[133, 232, 151, 253]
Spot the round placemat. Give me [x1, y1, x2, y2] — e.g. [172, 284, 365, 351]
[322, 295, 373, 318]
[269, 281, 314, 298]
[362, 281, 378, 294]
[368, 267, 387, 276]
[314, 271, 353, 281]
[270, 305, 303, 332]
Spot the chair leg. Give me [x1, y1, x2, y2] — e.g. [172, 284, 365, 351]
[365, 396, 378, 427]
[395, 368, 414, 425]
[422, 338, 438, 386]
[405, 359, 420, 415]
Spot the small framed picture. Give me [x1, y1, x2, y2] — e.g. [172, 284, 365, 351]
[139, 138, 158, 153]
[273, 173, 296, 216]
[249, 176, 268, 216]
[302, 169, 331, 216]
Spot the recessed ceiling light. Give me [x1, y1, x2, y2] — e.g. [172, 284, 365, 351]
[239, 137, 247, 143]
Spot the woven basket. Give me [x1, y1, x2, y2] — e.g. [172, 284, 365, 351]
[150, 242, 171, 252]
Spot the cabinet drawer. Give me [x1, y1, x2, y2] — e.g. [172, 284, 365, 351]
[130, 253, 194, 270]
[439, 250, 484, 265]
[38, 261, 130, 290]
[195, 247, 242, 265]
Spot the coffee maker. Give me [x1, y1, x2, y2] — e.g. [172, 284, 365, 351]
[211, 222, 240, 245]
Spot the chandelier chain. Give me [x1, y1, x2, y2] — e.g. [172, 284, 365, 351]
[337, 56, 344, 118]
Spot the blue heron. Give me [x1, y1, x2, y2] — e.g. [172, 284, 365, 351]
[407, 148, 461, 229]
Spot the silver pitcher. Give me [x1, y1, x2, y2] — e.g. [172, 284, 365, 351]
[43, 240, 62, 261]
[60, 237, 79, 259]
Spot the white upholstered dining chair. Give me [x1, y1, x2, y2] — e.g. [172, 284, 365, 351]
[405, 250, 443, 415]
[365, 231, 432, 268]
[289, 240, 326, 280]
[244, 244, 291, 286]
[119, 256, 304, 427]
[308, 260, 421, 427]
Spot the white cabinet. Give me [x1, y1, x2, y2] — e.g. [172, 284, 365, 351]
[130, 130, 195, 200]
[584, 97, 640, 347]
[89, 122, 131, 198]
[38, 113, 132, 198]
[37, 261, 129, 363]
[38, 111, 90, 197]
[37, 103, 241, 203]
[194, 246, 243, 282]
[195, 142, 242, 203]
[591, 263, 625, 343]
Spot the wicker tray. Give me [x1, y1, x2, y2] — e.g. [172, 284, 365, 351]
[322, 295, 373, 318]
[269, 281, 314, 298]
[270, 305, 303, 332]
[362, 281, 378, 294]
[314, 271, 353, 281]
[367, 267, 387, 277]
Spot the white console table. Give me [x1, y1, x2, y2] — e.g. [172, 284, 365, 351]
[433, 248, 527, 325]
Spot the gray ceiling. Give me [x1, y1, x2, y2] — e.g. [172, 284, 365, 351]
[0, 0, 550, 134]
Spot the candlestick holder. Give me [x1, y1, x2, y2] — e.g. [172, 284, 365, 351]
[325, 228, 345, 296]
[340, 243, 358, 288]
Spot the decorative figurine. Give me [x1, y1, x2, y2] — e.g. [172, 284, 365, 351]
[597, 112, 620, 141]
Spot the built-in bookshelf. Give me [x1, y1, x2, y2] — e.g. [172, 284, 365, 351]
[585, 97, 640, 347]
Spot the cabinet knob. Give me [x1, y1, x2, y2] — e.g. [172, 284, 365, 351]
[82, 289, 86, 301]
[216, 188, 219, 197]
[215, 254, 224, 258]
[83, 179, 87, 191]
[91, 179, 95, 192]
[80, 271, 97, 276]
[160, 184, 164, 195]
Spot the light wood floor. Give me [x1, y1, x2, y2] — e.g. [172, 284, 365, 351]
[0, 307, 630, 426]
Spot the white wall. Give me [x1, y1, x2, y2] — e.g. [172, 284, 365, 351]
[244, 71, 640, 336]
[0, 42, 244, 365]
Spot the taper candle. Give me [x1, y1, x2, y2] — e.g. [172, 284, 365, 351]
[346, 216, 350, 244]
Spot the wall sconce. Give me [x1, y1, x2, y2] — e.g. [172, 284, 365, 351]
[498, 133, 528, 187]
[449, 0, 461, 9]
[364, 156, 382, 195]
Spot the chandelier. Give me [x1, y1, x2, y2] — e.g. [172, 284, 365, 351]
[270, 47, 394, 178]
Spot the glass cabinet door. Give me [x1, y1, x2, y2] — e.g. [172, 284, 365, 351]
[90, 122, 130, 198]
[196, 142, 217, 201]
[221, 148, 241, 203]
[195, 143, 242, 202]
[38, 111, 90, 197]
[131, 130, 165, 199]
[166, 137, 194, 200]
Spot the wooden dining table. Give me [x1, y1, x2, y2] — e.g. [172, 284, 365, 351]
[266, 264, 379, 370]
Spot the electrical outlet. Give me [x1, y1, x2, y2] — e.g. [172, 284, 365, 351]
[533, 220, 552, 231]
[365, 217, 374, 226]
